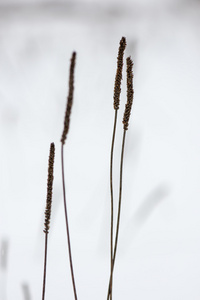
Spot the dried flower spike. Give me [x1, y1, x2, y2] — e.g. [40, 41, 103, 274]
[123, 57, 134, 130]
[44, 143, 55, 234]
[113, 37, 127, 110]
[61, 52, 76, 145]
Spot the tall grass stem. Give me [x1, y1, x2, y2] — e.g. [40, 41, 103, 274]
[107, 130, 126, 300]
[109, 109, 118, 300]
[42, 234, 48, 300]
[61, 144, 78, 300]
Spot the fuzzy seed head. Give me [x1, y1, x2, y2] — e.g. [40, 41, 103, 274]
[123, 57, 134, 130]
[44, 143, 55, 234]
[61, 52, 76, 145]
[113, 37, 127, 110]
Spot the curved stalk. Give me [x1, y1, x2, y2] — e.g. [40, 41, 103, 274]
[109, 109, 118, 300]
[61, 144, 78, 300]
[107, 129, 126, 300]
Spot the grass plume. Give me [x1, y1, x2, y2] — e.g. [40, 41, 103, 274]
[109, 36, 126, 300]
[123, 57, 134, 131]
[113, 37, 127, 110]
[107, 56, 134, 300]
[61, 51, 76, 145]
[61, 51, 78, 300]
[42, 142, 55, 300]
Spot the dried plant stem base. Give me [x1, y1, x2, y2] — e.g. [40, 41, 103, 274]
[61, 144, 78, 300]
[109, 109, 118, 300]
[42, 233, 48, 300]
[107, 129, 126, 300]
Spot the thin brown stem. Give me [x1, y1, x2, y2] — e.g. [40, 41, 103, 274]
[61, 144, 78, 300]
[109, 109, 118, 300]
[42, 233, 48, 300]
[107, 129, 126, 300]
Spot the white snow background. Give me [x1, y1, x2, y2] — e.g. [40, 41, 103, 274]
[0, 0, 200, 299]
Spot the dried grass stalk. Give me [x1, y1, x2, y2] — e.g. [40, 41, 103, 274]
[42, 143, 55, 300]
[108, 56, 134, 300]
[61, 52, 78, 300]
[109, 37, 126, 300]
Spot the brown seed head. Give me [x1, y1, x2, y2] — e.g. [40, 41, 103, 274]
[123, 57, 134, 130]
[44, 143, 55, 234]
[113, 37, 127, 110]
[61, 52, 76, 145]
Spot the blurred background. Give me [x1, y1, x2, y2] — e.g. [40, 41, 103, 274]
[1, 0, 200, 299]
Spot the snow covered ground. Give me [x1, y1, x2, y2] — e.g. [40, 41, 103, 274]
[1, 0, 200, 299]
